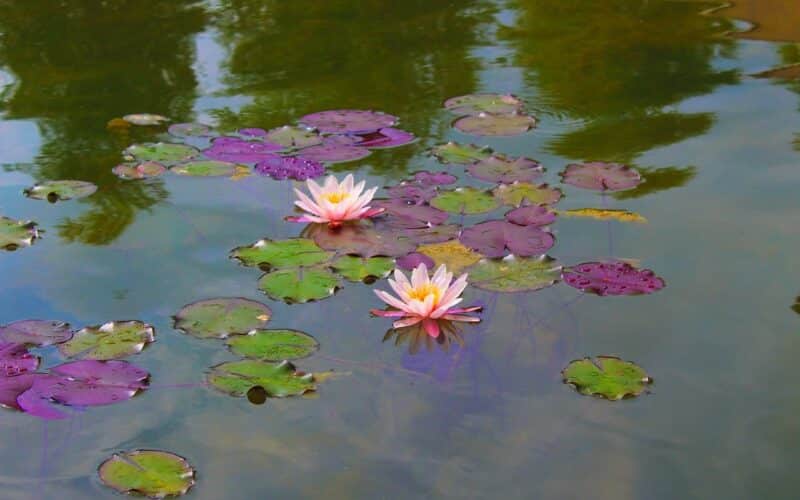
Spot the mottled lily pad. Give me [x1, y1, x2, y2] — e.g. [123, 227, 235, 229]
[430, 187, 499, 215]
[453, 113, 536, 136]
[168, 122, 211, 138]
[258, 267, 340, 304]
[385, 183, 438, 204]
[0, 342, 40, 377]
[207, 359, 316, 397]
[466, 255, 562, 292]
[305, 222, 416, 258]
[171, 160, 239, 177]
[112, 162, 166, 180]
[563, 261, 665, 296]
[417, 240, 481, 274]
[58, 321, 155, 360]
[254, 156, 325, 180]
[24, 180, 97, 202]
[124, 143, 200, 163]
[0, 320, 72, 346]
[331, 255, 394, 282]
[444, 93, 524, 115]
[173, 298, 272, 339]
[460, 220, 555, 258]
[493, 182, 562, 207]
[354, 128, 416, 149]
[0, 216, 39, 250]
[230, 238, 332, 270]
[203, 138, 282, 163]
[560, 162, 642, 191]
[265, 125, 323, 149]
[505, 205, 557, 227]
[98, 450, 195, 499]
[122, 114, 169, 126]
[467, 155, 544, 184]
[299, 109, 398, 134]
[430, 142, 492, 164]
[297, 143, 371, 163]
[226, 329, 319, 361]
[562, 356, 652, 400]
[412, 171, 458, 186]
[560, 208, 647, 223]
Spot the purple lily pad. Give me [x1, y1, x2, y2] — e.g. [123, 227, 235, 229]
[460, 220, 555, 258]
[385, 183, 438, 204]
[453, 113, 536, 136]
[560, 162, 642, 192]
[168, 123, 211, 138]
[0, 320, 73, 346]
[354, 128, 416, 149]
[412, 171, 458, 186]
[296, 142, 371, 163]
[255, 156, 325, 181]
[0, 374, 40, 411]
[299, 110, 398, 134]
[304, 222, 416, 258]
[400, 224, 460, 245]
[238, 128, 268, 138]
[203, 137, 283, 163]
[0, 343, 40, 377]
[505, 205, 557, 227]
[563, 261, 665, 296]
[396, 253, 435, 271]
[372, 199, 449, 226]
[467, 155, 544, 184]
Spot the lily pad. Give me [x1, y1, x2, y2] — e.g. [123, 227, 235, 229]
[430, 142, 492, 164]
[258, 267, 340, 304]
[430, 187, 499, 215]
[297, 143, 371, 163]
[0, 320, 72, 346]
[0, 216, 39, 250]
[112, 162, 167, 180]
[0, 374, 40, 411]
[203, 137, 282, 163]
[562, 261, 665, 296]
[331, 255, 394, 282]
[237, 128, 268, 138]
[173, 298, 272, 339]
[98, 450, 195, 499]
[505, 205, 557, 227]
[411, 171, 458, 186]
[396, 252, 435, 271]
[560, 162, 642, 191]
[207, 359, 316, 397]
[444, 93, 524, 115]
[562, 356, 652, 400]
[122, 114, 169, 126]
[399, 224, 460, 245]
[299, 109, 398, 134]
[305, 222, 416, 258]
[460, 220, 555, 258]
[265, 125, 323, 149]
[226, 329, 319, 361]
[372, 199, 449, 226]
[560, 208, 647, 223]
[0, 342, 40, 377]
[168, 122, 211, 138]
[386, 183, 438, 204]
[254, 156, 325, 181]
[465, 255, 562, 292]
[453, 113, 536, 136]
[467, 155, 544, 184]
[354, 128, 416, 149]
[230, 238, 332, 270]
[417, 240, 481, 274]
[124, 143, 200, 163]
[170, 160, 239, 177]
[58, 321, 155, 360]
[493, 182, 562, 207]
[24, 180, 97, 202]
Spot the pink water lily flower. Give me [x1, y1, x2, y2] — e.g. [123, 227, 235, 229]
[288, 174, 384, 228]
[372, 263, 481, 338]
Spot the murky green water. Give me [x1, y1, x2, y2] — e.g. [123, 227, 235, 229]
[1, 1, 799, 498]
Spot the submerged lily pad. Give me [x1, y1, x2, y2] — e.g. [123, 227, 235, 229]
[258, 267, 340, 304]
[170, 160, 238, 177]
[430, 187, 499, 215]
[297, 142, 371, 163]
[560, 208, 647, 223]
[299, 109, 398, 134]
[203, 137, 282, 163]
[562, 356, 652, 400]
[112, 162, 167, 180]
[305, 222, 416, 258]
[207, 359, 316, 397]
[354, 128, 416, 149]
[467, 155, 544, 184]
[417, 240, 481, 274]
[560, 162, 642, 192]
[168, 122, 211, 138]
[58, 321, 155, 360]
[254, 156, 325, 180]
[466, 255, 562, 292]
[430, 142, 492, 164]
[265, 125, 322, 149]
[492, 182, 562, 207]
[24, 180, 97, 202]
[444, 93, 524, 115]
[0, 216, 39, 250]
[0, 320, 72, 346]
[453, 113, 536, 136]
[331, 255, 394, 282]
[505, 205, 557, 227]
[563, 261, 665, 296]
[98, 450, 195, 499]
[226, 329, 319, 361]
[459, 220, 555, 258]
[230, 238, 332, 270]
[122, 114, 168, 126]
[173, 298, 272, 339]
[124, 143, 200, 163]
[0, 342, 40, 377]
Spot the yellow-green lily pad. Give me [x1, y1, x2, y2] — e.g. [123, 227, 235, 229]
[562, 356, 652, 400]
[226, 329, 319, 361]
[58, 321, 155, 360]
[98, 449, 195, 498]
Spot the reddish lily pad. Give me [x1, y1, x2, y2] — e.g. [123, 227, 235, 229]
[386, 183, 438, 204]
[170, 160, 239, 177]
[560, 162, 642, 192]
[466, 255, 562, 292]
[453, 113, 536, 136]
[430, 187, 499, 215]
[562, 356, 652, 400]
[58, 321, 155, 360]
[354, 128, 416, 149]
[412, 171, 458, 186]
[297, 142, 371, 163]
[0, 216, 39, 250]
[493, 182, 562, 207]
[0, 373, 40, 411]
[265, 125, 323, 149]
[98, 450, 195, 499]
[299, 109, 398, 134]
[0, 342, 40, 377]
[430, 142, 492, 164]
[563, 261, 665, 296]
[304, 222, 416, 258]
[168, 122, 211, 138]
[372, 199, 449, 226]
[0, 320, 72, 346]
[112, 162, 167, 180]
[24, 180, 97, 202]
[203, 137, 282, 163]
[505, 205, 557, 227]
[396, 252, 435, 271]
[173, 298, 272, 339]
[254, 156, 325, 180]
[467, 155, 544, 184]
[444, 93, 524, 115]
[460, 220, 555, 258]
[124, 143, 200, 163]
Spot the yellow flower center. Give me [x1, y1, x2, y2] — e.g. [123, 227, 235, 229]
[323, 191, 349, 204]
[407, 283, 442, 304]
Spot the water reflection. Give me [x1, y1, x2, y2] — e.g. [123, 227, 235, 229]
[383, 320, 469, 355]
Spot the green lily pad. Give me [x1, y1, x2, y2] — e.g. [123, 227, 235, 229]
[562, 356, 653, 400]
[124, 142, 200, 163]
[207, 359, 316, 398]
[465, 255, 562, 292]
[24, 180, 97, 202]
[0, 216, 39, 250]
[453, 113, 536, 136]
[258, 267, 340, 304]
[173, 298, 272, 339]
[330, 255, 394, 282]
[266, 125, 323, 149]
[430, 187, 499, 215]
[492, 182, 563, 207]
[226, 329, 319, 361]
[58, 321, 155, 360]
[170, 160, 239, 177]
[430, 142, 493, 164]
[112, 162, 167, 180]
[444, 93, 524, 115]
[98, 450, 195, 498]
[230, 238, 332, 270]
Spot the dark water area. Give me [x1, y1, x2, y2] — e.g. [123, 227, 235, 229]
[0, 1, 798, 498]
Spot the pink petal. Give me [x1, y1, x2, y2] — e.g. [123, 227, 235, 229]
[393, 316, 423, 328]
[442, 314, 481, 323]
[374, 290, 413, 313]
[285, 215, 327, 224]
[447, 306, 482, 314]
[370, 309, 409, 318]
[422, 319, 441, 338]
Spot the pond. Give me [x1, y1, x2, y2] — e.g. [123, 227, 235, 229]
[0, 0, 799, 498]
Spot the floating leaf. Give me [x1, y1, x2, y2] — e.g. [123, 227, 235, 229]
[467, 155, 544, 184]
[207, 359, 316, 397]
[237, 128, 268, 138]
[331, 255, 394, 282]
[411, 171, 458, 186]
[124, 143, 199, 163]
[385, 183, 438, 204]
[493, 182, 562, 207]
[560, 208, 647, 223]
[24, 180, 97, 202]
[122, 114, 168, 126]
[173, 298, 272, 339]
[396, 252, 434, 271]
[0, 216, 39, 250]
[299, 109, 398, 134]
[563, 261, 665, 296]
[168, 122, 211, 138]
[265, 125, 322, 149]
[562, 356, 652, 400]
[203, 137, 282, 163]
[430, 142, 492, 164]
[399, 224, 460, 245]
[0, 320, 72, 346]
[112, 162, 166, 180]
[430, 187, 499, 215]
[0, 342, 40, 377]
[297, 142, 371, 163]
[226, 329, 319, 361]
[466, 255, 562, 292]
[372, 199, 449, 226]
[444, 93, 524, 115]
[453, 113, 536, 136]
[258, 267, 340, 304]
[254, 156, 325, 180]
[354, 128, 416, 149]
[0, 374, 40, 411]
[417, 240, 481, 274]
[560, 162, 642, 192]
[304, 222, 416, 258]
[170, 160, 239, 177]
[98, 450, 195, 499]
[58, 321, 155, 360]
[505, 205, 557, 226]
[230, 238, 332, 270]
[460, 220, 555, 258]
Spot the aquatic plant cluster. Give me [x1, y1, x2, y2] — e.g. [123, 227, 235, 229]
[0, 94, 668, 497]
